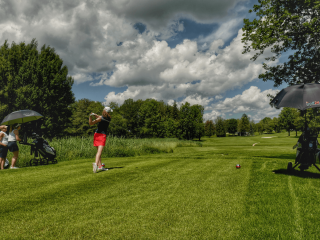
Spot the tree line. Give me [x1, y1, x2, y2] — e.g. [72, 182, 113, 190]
[204, 108, 320, 138]
[204, 113, 255, 137]
[65, 98, 204, 140]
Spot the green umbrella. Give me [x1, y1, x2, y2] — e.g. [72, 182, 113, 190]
[1, 110, 43, 125]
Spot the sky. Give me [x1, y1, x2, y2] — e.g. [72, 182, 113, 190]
[0, 0, 289, 122]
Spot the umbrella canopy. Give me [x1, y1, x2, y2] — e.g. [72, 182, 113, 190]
[271, 83, 320, 110]
[1, 110, 43, 125]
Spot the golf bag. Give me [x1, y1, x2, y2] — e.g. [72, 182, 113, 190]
[289, 130, 320, 172]
[20, 132, 57, 166]
[31, 133, 56, 161]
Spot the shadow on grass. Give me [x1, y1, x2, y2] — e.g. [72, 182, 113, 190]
[95, 166, 124, 173]
[105, 166, 124, 170]
[273, 168, 320, 178]
[255, 154, 296, 160]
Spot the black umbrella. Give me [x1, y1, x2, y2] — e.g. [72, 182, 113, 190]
[1, 109, 43, 125]
[271, 83, 320, 110]
[271, 83, 320, 131]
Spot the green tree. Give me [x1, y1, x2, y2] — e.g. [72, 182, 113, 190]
[293, 113, 304, 135]
[261, 117, 273, 133]
[192, 105, 204, 141]
[108, 102, 120, 111]
[0, 39, 75, 139]
[305, 108, 320, 134]
[215, 116, 226, 137]
[290, 109, 303, 136]
[227, 118, 238, 136]
[139, 99, 165, 138]
[238, 114, 250, 136]
[272, 117, 281, 133]
[164, 118, 179, 138]
[278, 107, 296, 136]
[249, 120, 256, 136]
[178, 103, 191, 140]
[119, 99, 143, 137]
[256, 122, 263, 135]
[204, 120, 215, 137]
[105, 102, 128, 137]
[178, 103, 204, 140]
[108, 113, 128, 137]
[171, 101, 180, 120]
[242, 0, 320, 87]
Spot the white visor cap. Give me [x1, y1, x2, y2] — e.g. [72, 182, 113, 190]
[104, 107, 113, 112]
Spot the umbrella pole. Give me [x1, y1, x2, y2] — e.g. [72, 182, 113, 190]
[305, 111, 307, 132]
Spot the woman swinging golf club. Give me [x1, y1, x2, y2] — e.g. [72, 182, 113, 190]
[89, 106, 112, 173]
[8, 123, 22, 169]
[0, 125, 9, 170]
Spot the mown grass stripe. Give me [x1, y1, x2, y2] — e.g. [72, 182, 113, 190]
[288, 176, 303, 239]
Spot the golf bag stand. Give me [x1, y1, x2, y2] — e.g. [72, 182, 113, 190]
[20, 132, 57, 166]
[30, 144, 47, 166]
[288, 130, 320, 172]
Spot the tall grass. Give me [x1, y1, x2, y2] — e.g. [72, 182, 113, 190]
[13, 136, 202, 167]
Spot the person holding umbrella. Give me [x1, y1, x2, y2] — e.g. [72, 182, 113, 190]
[7, 123, 22, 169]
[1, 110, 44, 168]
[89, 107, 112, 173]
[0, 125, 9, 170]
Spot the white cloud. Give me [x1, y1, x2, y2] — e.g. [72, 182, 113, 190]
[204, 110, 225, 122]
[103, 89, 141, 105]
[179, 94, 212, 107]
[103, 28, 276, 106]
[214, 86, 276, 112]
[205, 86, 281, 122]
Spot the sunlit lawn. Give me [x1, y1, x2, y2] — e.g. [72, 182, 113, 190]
[1, 132, 320, 239]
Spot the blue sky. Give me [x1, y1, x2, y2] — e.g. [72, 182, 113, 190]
[0, 0, 289, 121]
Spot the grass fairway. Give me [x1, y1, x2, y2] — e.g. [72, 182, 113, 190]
[1, 133, 320, 239]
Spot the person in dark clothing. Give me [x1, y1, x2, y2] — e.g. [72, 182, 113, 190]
[89, 107, 112, 173]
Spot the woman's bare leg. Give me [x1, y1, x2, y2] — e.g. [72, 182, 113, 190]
[11, 151, 19, 167]
[95, 146, 104, 167]
[0, 157, 4, 170]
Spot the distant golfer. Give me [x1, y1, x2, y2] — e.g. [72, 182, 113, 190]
[7, 123, 22, 169]
[89, 107, 113, 173]
[0, 125, 9, 170]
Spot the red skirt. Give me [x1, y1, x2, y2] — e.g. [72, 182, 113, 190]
[93, 133, 106, 146]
